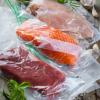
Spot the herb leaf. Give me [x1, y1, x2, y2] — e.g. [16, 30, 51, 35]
[3, 80, 30, 100]
[17, 0, 30, 6]
[19, 82, 30, 89]
[57, 0, 80, 8]
[57, 0, 66, 3]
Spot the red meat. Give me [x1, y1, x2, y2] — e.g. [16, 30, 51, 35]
[0, 47, 65, 95]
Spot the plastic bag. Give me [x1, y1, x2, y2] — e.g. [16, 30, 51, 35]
[74, 6, 100, 44]
[0, 46, 64, 95]
[16, 18, 99, 71]
[16, 18, 82, 66]
[2, 0, 100, 100]
[0, 7, 17, 51]
[0, 46, 85, 100]
[0, 5, 86, 100]
[26, 0, 100, 46]
[26, 0, 92, 38]
[4, 0, 99, 71]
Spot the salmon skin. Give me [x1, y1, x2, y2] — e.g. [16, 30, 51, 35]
[16, 19, 81, 66]
[0, 47, 65, 95]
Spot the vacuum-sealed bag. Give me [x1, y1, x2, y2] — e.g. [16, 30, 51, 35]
[26, 0, 100, 47]
[1, 0, 100, 100]
[16, 19, 81, 66]
[0, 5, 86, 100]
[27, 0, 93, 39]
[0, 46, 65, 95]
[3, 0, 99, 69]
[0, 45, 84, 100]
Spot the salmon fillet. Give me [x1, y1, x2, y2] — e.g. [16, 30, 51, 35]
[16, 19, 81, 66]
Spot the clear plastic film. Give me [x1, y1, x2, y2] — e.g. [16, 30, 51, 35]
[15, 17, 100, 100]
[0, 46, 64, 95]
[26, 0, 100, 47]
[16, 19, 99, 70]
[74, 5, 100, 44]
[16, 19, 82, 66]
[0, 45, 85, 100]
[0, 4, 86, 100]
[0, 6, 17, 51]
[4, 0, 100, 71]
[0, 46, 85, 100]
[1, 0, 100, 100]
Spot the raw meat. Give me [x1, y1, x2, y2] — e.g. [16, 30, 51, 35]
[0, 47, 65, 95]
[16, 19, 81, 66]
[27, 0, 94, 39]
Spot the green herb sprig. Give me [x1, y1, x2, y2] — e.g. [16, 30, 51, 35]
[17, 0, 30, 6]
[3, 80, 30, 100]
[57, 0, 80, 8]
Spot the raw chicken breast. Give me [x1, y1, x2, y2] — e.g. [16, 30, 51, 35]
[27, 0, 94, 39]
[0, 47, 65, 95]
